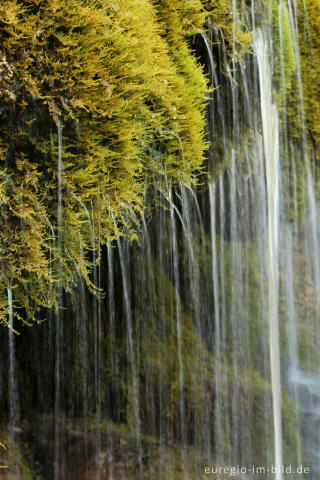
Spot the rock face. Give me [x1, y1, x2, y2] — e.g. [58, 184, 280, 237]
[0, 432, 34, 480]
[1, 419, 247, 480]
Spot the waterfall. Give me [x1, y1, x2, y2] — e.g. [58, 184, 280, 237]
[54, 120, 64, 480]
[254, 30, 282, 479]
[8, 288, 19, 437]
[169, 192, 186, 471]
[209, 182, 222, 462]
[115, 232, 143, 478]
[1, 1, 320, 479]
[91, 200, 102, 480]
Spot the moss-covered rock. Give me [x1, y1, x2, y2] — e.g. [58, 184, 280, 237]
[0, 431, 35, 479]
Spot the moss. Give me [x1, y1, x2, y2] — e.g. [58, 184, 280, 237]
[276, 0, 320, 154]
[0, 432, 34, 479]
[0, 0, 250, 325]
[5, 416, 250, 480]
[272, 0, 297, 96]
[297, 323, 318, 370]
[298, 0, 320, 143]
[120, 246, 300, 465]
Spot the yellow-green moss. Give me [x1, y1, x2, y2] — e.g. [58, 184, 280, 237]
[272, 0, 296, 95]
[0, 0, 249, 324]
[299, 0, 320, 142]
[282, 0, 320, 145]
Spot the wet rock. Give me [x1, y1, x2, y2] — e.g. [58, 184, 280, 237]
[0, 432, 34, 480]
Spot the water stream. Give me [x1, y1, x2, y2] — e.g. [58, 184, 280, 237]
[8, 288, 19, 439]
[254, 29, 282, 480]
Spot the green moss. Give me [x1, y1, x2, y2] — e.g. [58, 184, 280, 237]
[0, 0, 250, 325]
[297, 323, 318, 370]
[298, 0, 320, 143]
[0, 433, 34, 480]
[272, 0, 296, 96]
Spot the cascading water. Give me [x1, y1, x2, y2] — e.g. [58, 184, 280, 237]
[115, 230, 143, 478]
[1, 1, 320, 479]
[254, 29, 282, 479]
[8, 288, 19, 438]
[54, 119, 64, 480]
[169, 191, 187, 473]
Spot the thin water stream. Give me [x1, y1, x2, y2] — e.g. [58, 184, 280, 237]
[254, 29, 282, 480]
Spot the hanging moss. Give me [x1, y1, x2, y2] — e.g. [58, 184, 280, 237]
[0, 0, 250, 325]
[279, 0, 320, 149]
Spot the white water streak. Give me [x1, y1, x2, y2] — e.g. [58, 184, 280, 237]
[8, 288, 19, 436]
[255, 30, 282, 480]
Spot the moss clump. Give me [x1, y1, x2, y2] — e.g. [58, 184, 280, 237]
[278, 0, 320, 151]
[272, 0, 296, 95]
[298, 0, 320, 143]
[0, 432, 33, 479]
[0, 0, 250, 325]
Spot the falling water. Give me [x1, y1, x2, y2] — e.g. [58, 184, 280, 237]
[254, 30, 282, 479]
[90, 200, 102, 480]
[2, 1, 320, 479]
[115, 230, 143, 478]
[169, 191, 186, 470]
[8, 288, 19, 438]
[209, 182, 221, 462]
[54, 119, 64, 480]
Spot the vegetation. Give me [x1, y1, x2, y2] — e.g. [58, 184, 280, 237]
[274, 0, 320, 148]
[0, 0, 250, 325]
[272, 0, 296, 95]
[298, 0, 320, 143]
